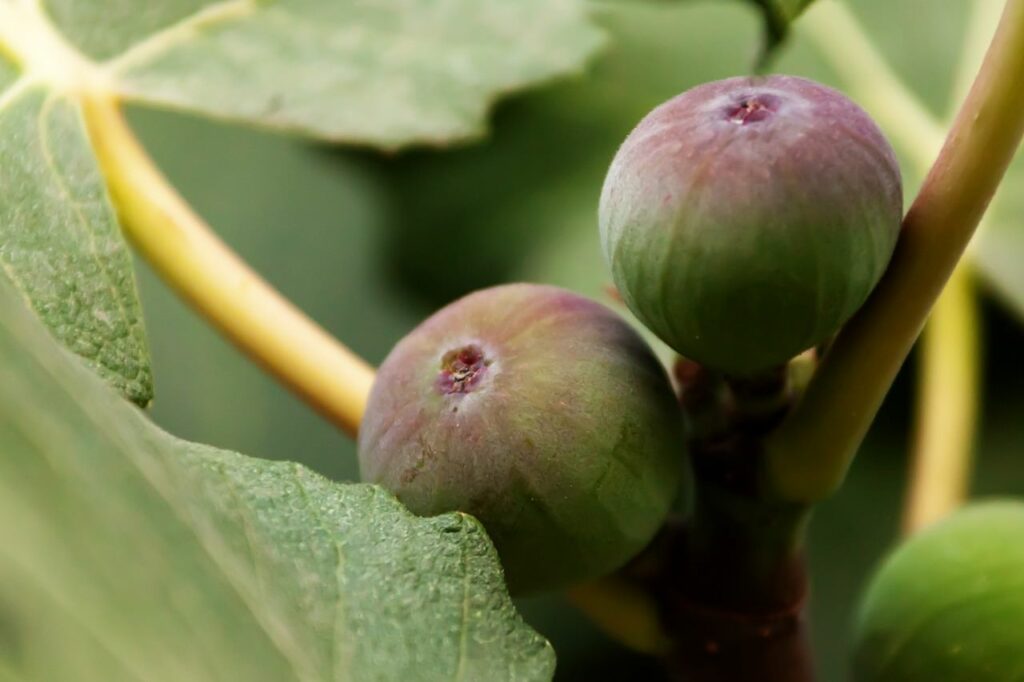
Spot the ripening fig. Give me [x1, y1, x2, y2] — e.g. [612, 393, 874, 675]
[853, 501, 1024, 682]
[358, 283, 686, 594]
[600, 75, 903, 375]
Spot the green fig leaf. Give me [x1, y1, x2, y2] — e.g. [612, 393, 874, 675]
[0, 81, 152, 405]
[0, 0, 601, 404]
[853, 501, 1024, 682]
[0, 276, 555, 682]
[29, 0, 605, 148]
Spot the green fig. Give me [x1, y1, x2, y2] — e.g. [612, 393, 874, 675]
[600, 75, 903, 375]
[853, 501, 1024, 682]
[358, 283, 686, 594]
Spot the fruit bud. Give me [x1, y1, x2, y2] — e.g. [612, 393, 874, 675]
[358, 283, 687, 593]
[854, 501, 1024, 681]
[600, 75, 903, 375]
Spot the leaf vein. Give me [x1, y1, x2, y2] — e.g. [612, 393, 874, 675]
[38, 94, 135, 343]
[0, 260, 37, 319]
[0, 84, 61, 329]
[293, 466, 352, 682]
[212, 458, 273, 608]
[0, 463, 149, 682]
[185, 454, 318, 682]
[0, 76, 32, 114]
[454, 516, 470, 682]
[103, 0, 260, 75]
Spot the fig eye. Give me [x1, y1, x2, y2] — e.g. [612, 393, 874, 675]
[437, 344, 490, 395]
[358, 284, 685, 594]
[724, 93, 782, 125]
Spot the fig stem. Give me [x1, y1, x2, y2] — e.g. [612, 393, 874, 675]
[662, 442, 815, 681]
[766, 0, 1024, 503]
[80, 92, 375, 438]
[804, 1, 990, 532]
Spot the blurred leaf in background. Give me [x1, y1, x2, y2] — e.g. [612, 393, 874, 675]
[132, 107, 412, 482]
[975, 158, 1024, 317]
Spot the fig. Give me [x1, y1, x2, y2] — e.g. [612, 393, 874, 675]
[358, 283, 686, 594]
[853, 501, 1024, 682]
[600, 75, 903, 375]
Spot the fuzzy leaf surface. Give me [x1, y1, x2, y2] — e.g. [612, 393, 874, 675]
[0, 81, 152, 404]
[0, 278, 555, 682]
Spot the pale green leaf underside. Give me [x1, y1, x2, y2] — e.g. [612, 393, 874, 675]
[61, 0, 604, 147]
[0, 83, 152, 404]
[0, 277, 555, 682]
[41, 0, 223, 61]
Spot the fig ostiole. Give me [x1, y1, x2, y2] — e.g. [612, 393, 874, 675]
[600, 75, 903, 375]
[358, 283, 687, 594]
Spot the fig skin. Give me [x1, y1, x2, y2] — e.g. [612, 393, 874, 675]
[600, 75, 903, 375]
[358, 283, 686, 594]
[853, 501, 1024, 682]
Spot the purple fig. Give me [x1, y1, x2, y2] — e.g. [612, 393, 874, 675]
[358, 283, 686, 594]
[600, 75, 903, 375]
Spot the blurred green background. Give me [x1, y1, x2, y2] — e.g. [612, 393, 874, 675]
[127, 1, 1024, 679]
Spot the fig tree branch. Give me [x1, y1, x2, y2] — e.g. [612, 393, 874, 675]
[81, 92, 375, 437]
[766, 0, 1024, 503]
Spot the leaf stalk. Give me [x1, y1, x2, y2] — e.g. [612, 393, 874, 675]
[81, 92, 375, 437]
